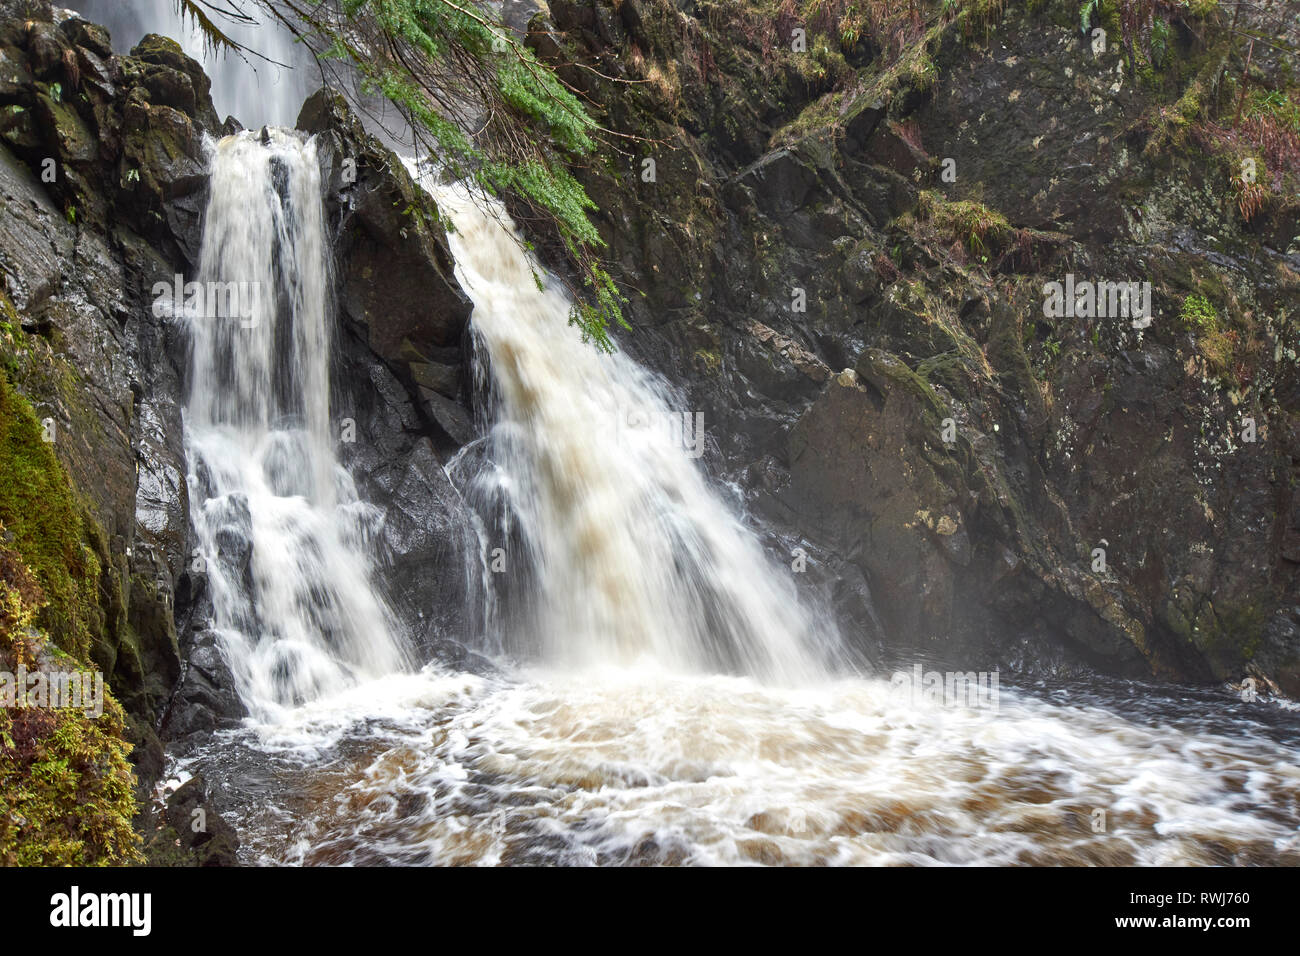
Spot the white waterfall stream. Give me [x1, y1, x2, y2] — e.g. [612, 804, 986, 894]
[431, 179, 841, 682]
[183, 130, 408, 722]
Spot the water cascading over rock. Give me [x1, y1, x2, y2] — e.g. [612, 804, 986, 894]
[182, 130, 410, 721]
[433, 179, 843, 682]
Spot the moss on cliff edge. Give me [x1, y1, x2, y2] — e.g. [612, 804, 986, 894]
[0, 535, 141, 865]
[0, 365, 102, 663]
[0, 325, 140, 864]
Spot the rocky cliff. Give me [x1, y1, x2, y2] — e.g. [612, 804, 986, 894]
[520, 0, 1300, 694]
[1, 5, 219, 861]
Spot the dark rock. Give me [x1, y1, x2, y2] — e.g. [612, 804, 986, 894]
[334, 322, 479, 650]
[163, 774, 240, 866]
[526, 0, 1300, 692]
[165, 628, 247, 738]
[297, 87, 472, 363]
[58, 17, 113, 60]
[128, 34, 219, 130]
[410, 359, 461, 398]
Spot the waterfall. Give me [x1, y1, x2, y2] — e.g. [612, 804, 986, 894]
[66, 0, 314, 128]
[182, 130, 409, 721]
[170, 150, 1300, 873]
[431, 181, 841, 682]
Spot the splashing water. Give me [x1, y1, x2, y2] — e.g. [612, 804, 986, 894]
[431, 181, 840, 682]
[183, 130, 408, 722]
[180, 668, 1300, 866]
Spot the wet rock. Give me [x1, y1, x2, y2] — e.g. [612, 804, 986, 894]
[427, 636, 497, 676]
[860, 120, 931, 178]
[529, 0, 1300, 690]
[165, 628, 247, 738]
[58, 17, 113, 61]
[210, 494, 253, 590]
[335, 328, 479, 650]
[0, 3, 223, 792]
[128, 34, 219, 131]
[162, 774, 240, 866]
[410, 359, 461, 399]
[297, 87, 472, 370]
[419, 387, 478, 448]
[735, 148, 821, 218]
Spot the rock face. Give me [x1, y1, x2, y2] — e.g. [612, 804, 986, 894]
[0, 2, 482, 848]
[0, 2, 216, 784]
[526, 0, 1300, 693]
[295, 87, 480, 660]
[296, 88, 475, 449]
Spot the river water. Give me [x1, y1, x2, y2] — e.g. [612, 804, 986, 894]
[176, 663, 1300, 865]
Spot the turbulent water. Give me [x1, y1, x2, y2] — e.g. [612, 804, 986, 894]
[172, 136, 1300, 867]
[436, 181, 840, 681]
[182, 131, 408, 722]
[180, 667, 1300, 866]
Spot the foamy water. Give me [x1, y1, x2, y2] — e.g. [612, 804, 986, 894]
[177, 664, 1300, 866]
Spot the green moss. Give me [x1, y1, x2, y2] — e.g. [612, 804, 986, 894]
[915, 190, 1012, 259]
[0, 294, 23, 380]
[1178, 292, 1243, 380]
[1142, 56, 1218, 157]
[985, 300, 1044, 407]
[857, 347, 947, 421]
[0, 375, 102, 662]
[1246, 89, 1300, 135]
[0, 541, 141, 866]
[0, 290, 17, 334]
[1170, 591, 1268, 674]
[1179, 293, 1218, 333]
[916, 349, 973, 396]
[770, 89, 847, 149]
[908, 51, 940, 91]
[0, 699, 142, 866]
[692, 348, 722, 374]
[0, 293, 141, 864]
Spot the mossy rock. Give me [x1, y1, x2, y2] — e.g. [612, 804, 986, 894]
[0, 538, 141, 866]
[0, 374, 103, 662]
[854, 347, 948, 425]
[917, 349, 975, 400]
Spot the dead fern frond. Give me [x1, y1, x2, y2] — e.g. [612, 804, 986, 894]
[173, 0, 244, 58]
